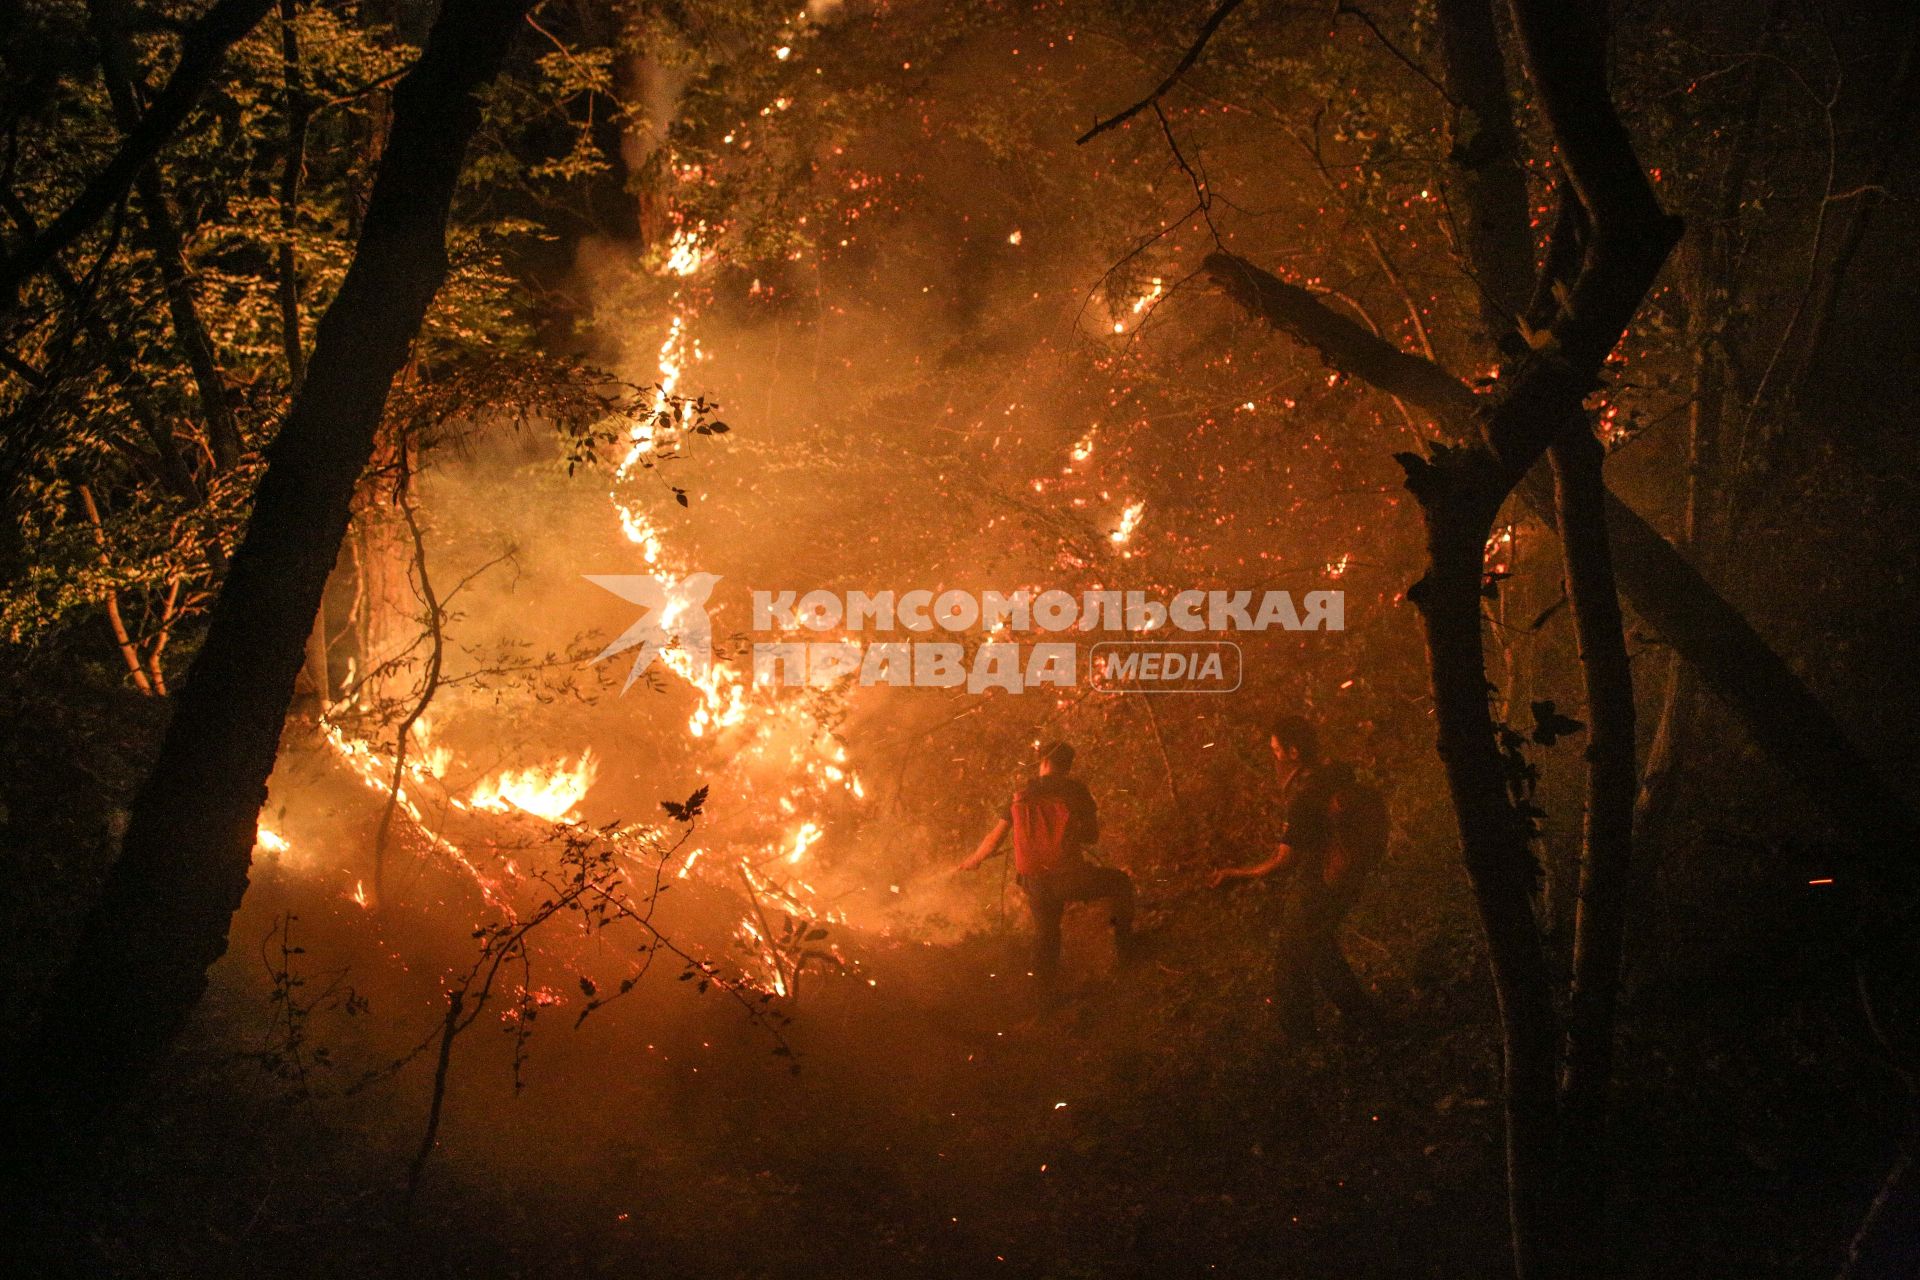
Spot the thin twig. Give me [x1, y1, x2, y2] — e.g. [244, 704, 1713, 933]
[1076, 0, 1248, 145]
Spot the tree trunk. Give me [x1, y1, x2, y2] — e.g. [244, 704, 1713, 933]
[1434, 0, 1534, 332]
[297, 597, 330, 702]
[26, 0, 533, 1096]
[76, 484, 157, 695]
[276, 0, 310, 393]
[1406, 451, 1568, 1279]
[1392, 4, 1683, 1274]
[1551, 421, 1637, 1275]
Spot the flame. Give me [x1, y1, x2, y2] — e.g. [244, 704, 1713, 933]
[785, 820, 823, 865]
[615, 315, 700, 481]
[410, 714, 453, 778]
[470, 749, 600, 822]
[317, 718, 511, 911]
[297, 86, 871, 999]
[664, 223, 712, 277]
[1110, 499, 1145, 546]
[1112, 277, 1164, 334]
[255, 826, 292, 855]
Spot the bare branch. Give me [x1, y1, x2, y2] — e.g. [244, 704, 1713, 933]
[1336, 3, 1451, 103]
[1076, 0, 1247, 145]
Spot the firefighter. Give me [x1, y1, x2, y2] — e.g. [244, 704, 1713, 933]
[958, 741, 1138, 990]
[1210, 714, 1387, 1038]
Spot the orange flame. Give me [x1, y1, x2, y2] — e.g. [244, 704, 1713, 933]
[470, 749, 600, 822]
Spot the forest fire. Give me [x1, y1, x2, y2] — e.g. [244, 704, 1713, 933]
[5, 1, 1917, 1278]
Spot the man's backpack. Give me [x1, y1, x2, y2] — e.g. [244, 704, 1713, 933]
[1323, 778, 1389, 892]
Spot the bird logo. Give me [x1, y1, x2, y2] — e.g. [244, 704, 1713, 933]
[585, 572, 720, 691]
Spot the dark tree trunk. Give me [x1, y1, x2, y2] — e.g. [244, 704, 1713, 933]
[1405, 451, 1568, 1278]
[1551, 420, 1637, 1273]
[26, 0, 533, 1096]
[1434, 0, 1535, 331]
[1392, 4, 1683, 1273]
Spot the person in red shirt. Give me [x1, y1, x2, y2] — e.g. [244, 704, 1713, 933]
[959, 741, 1138, 989]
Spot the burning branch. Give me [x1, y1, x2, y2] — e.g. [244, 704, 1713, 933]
[400, 801, 797, 1205]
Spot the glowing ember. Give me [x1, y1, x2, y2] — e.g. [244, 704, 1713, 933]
[1111, 500, 1145, 546]
[1485, 526, 1515, 576]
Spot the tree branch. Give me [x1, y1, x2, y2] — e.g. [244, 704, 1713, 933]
[1203, 249, 1480, 425]
[0, 0, 275, 313]
[1434, 0, 1535, 338]
[1504, 0, 1682, 384]
[1076, 0, 1247, 145]
[88, 0, 247, 469]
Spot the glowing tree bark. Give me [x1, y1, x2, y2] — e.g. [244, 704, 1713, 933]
[29, 0, 534, 1092]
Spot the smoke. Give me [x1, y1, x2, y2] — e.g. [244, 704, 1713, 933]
[198, 4, 1467, 1255]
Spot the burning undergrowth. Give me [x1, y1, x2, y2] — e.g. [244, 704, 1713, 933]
[189, 0, 1432, 1209]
